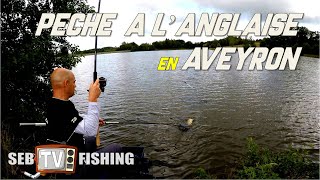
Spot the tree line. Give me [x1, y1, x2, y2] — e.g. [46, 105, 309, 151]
[80, 27, 319, 57]
[80, 36, 257, 53]
[1, 0, 94, 178]
[260, 27, 319, 56]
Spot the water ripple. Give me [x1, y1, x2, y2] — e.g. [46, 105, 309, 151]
[71, 51, 320, 178]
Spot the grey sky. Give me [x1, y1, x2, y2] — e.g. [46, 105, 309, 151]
[67, 0, 319, 50]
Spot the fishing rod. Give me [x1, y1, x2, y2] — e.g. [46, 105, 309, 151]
[94, 0, 107, 147]
[93, 0, 107, 91]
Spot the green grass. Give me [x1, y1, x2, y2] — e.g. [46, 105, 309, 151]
[1, 125, 48, 179]
[193, 137, 319, 179]
[302, 54, 319, 58]
[194, 168, 213, 179]
[1, 126, 24, 178]
[254, 41, 260, 47]
[237, 137, 319, 179]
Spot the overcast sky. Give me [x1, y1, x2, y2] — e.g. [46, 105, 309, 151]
[67, 0, 320, 50]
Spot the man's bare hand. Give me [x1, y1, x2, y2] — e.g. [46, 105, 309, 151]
[89, 79, 101, 102]
[99, 118, 105, 127]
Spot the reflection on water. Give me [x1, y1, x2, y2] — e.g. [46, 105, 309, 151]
[71, 50, 320, 178]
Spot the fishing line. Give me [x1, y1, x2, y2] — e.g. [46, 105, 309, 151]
[183, 81, 194, 89]
[104, 122, 172, 126]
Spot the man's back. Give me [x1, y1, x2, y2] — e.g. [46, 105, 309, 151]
[46, 98, 84, 150]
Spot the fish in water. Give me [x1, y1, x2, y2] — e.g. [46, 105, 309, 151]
[178, 118, 194, 131]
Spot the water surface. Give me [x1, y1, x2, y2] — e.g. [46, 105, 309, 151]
[71, 50, 319, 178]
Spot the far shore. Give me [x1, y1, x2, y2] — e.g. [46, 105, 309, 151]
[76, 50, 131, 56]
[77, 49, 319, 59]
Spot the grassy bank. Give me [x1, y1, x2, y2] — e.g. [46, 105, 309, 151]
[194, 138, 319, 179]
[2, 133, 318, 179]
[303, 54, 319, 58]
[1, 124, 49, 179]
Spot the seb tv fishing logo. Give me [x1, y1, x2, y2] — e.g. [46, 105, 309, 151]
[35, 145, 77, 174]
[8, 144, 78, 174]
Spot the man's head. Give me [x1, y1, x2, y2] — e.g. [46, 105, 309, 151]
[50, 68, 76, 99]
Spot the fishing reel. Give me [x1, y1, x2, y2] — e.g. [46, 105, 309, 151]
[99, 77, 107, 92]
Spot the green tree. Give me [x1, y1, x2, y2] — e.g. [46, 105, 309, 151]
[119, 42, 139, 51]
[259, 27, 319, 56]
[1, 0, 94, 178]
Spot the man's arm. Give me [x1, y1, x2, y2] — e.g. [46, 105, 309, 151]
[75, 79, 101, 136]
[74, 102, 99, 136]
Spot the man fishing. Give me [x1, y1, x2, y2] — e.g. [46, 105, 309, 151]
[46, 67, 122, 178]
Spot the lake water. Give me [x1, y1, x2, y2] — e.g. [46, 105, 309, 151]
[71, 50, 319, 178]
